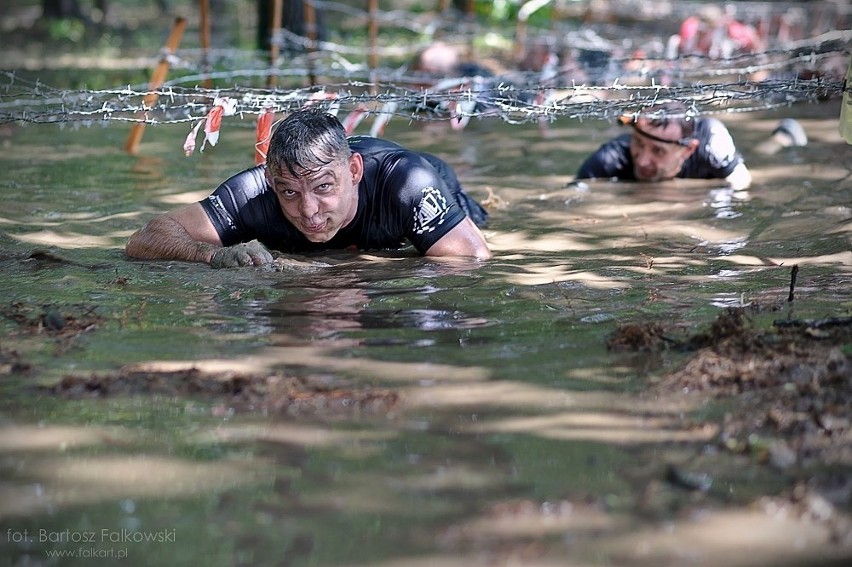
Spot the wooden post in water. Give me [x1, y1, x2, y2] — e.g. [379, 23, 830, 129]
[267, 0, 284, 87]
[124, 17, 187, 155]
[464, 0, 476, 64]
[514, 0, 553, 67]
[367, 0, 378, 70]
[199, 0, 212, 89]
[367, 0, 378, 94]
[304, 0, 318, 85]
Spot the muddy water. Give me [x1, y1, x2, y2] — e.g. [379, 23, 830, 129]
[0, 100, 850, 566]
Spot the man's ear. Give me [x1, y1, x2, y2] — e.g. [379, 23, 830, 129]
[683, 138, 700, 157]
[349, 152, 364, 184]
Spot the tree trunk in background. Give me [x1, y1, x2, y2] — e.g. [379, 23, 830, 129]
[257, 0, 327, 51]
[453, 0, 475, 16]
[208, 0, 231, 47]
[42, 0, 85, 19]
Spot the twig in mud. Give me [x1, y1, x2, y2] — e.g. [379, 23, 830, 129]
[788, 264, 798, 303]
[664, 463, 713, 492]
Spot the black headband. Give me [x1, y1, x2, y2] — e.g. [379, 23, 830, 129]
[618, 114, 694, 147]
[632, 123, 694, 147]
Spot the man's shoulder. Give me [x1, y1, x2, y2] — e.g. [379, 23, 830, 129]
[354, 137, 435, 189]
[578, 133, 631, 174]
[218, 165, 269, 198]
[347, 135, 406, 155]
[224, 164, 267, 183]
[607, 133, 632, 148]
[584, 133, 631, 161]
[696, 116, 732, 137]
[690, 117, 741, 175]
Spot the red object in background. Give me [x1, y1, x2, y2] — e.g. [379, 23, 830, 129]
[255, 107, 275, 165]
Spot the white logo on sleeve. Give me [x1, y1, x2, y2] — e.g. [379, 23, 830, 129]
[706, 122, 737, 169]
[206, 194, 237, 229]
[413, 186, 449, 234]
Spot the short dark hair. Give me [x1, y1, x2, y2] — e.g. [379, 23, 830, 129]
[266, 108, 351, 177]
[641, 101, 696, 138]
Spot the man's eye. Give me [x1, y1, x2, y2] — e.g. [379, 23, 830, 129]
[315, 183, 333, 193]
[279, 189, 297, 199]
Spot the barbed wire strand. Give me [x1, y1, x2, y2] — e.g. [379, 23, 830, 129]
[1, 7, 848, 129]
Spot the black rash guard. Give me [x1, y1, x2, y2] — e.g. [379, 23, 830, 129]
[575, 117, 744, 181]
[200, 136, 488, 255]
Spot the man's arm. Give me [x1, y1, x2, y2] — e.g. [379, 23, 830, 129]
[725, 162, 752, 191]
[127, 203, 274, 267]
[575, 137, 630, 180]
[425, 217, 491, 259]
[125, 203, 224, 263]
[698, 118, 750, 190]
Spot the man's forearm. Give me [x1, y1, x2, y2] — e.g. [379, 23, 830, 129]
[125, 216, 218, 264]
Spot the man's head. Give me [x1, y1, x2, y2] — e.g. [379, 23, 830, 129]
[265, 109, 363, 243]
[625, 101, 699, 182]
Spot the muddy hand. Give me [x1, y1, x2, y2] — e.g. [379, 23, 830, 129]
[210, 240, 273, 268]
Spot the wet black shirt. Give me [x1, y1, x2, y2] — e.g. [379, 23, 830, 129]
[200, 136, 487, 254]
[575, 117, 744, 181]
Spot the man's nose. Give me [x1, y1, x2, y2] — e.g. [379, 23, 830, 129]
[300, 194, 319, 217]
[635, 150, 652, 166]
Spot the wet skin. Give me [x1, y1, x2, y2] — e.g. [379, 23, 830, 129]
[266, 153, 364, 243]
[629, 119, 698, 182]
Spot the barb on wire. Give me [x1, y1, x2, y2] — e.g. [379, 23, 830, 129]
[0, 73, 846, 127]
[0, 15, 847, 130]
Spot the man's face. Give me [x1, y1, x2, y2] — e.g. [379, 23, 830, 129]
[629, 119, 697, 182]
[267, 153, 363, 243]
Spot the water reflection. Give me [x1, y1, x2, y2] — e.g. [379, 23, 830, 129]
[705, 186, 750, 219]
[710, 292, 753, 308]
[266, 282, 369, 344]
[711, 236, 749, 254]
[263, 260, 492, 349]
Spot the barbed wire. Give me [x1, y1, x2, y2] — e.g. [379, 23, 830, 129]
[1, 74, 844, 130]
[2, 61, 846, 128]
[1, 5, 848, 130]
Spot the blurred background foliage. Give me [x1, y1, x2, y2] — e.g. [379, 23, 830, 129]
[0, 0, 566, 88]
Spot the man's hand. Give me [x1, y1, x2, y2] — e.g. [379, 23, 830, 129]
[210, 240, 274, 268]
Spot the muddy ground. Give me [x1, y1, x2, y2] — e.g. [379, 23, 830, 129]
[3, 290, 851, 548]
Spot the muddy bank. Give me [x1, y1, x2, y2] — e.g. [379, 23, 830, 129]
[5, 291, 850, 470]
[43, 368, 400, 419]
[609, 304, 852, 546]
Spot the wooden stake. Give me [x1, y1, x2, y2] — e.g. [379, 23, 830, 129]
[788, 264, 799, 303]
[514, 19, 527, 66]
[267, 0, 284, 87]
[199, 0, 212, 89]
[304, 0, 318, 85]
[515, 0, 553, 67]
[124, 17, 187, 155]
[465, 0, 476, 62]
[367, 0, 378, 71]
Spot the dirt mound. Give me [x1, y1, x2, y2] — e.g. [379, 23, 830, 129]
[43, 368, 400, 419]
[610, 308, 852, 540]
[611, 308, 851, 465]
